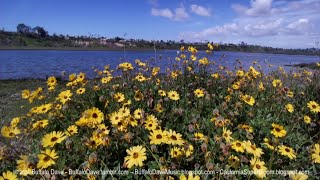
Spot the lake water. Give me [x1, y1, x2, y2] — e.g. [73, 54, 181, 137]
[0, 50, 319, 79]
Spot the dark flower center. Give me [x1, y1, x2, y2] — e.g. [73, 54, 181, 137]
[92, 113, 98, 118]
[90, 141, 96, 146]
[43, 156, 50, 162]
[51, 137, 58, 142]
[171, 136, 177, 141]
[133, 152, 139, 159]
[156, 134, 162, 139]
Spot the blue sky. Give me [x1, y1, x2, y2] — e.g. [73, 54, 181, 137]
[1, 0, 319, 48]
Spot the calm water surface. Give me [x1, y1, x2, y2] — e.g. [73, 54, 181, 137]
[0, 50, 319, 79]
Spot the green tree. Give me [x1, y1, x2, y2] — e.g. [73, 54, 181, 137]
[33, 26, 48, 38]
[16, 23, 32, 34]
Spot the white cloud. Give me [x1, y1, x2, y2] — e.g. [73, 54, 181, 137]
[287, 18, 309, 29]
[190, 4, 211, 17]
[243, 19, 282, 36]
[151, 5, 189, 21]
[151, 8, 174, 19]
[232, 0, 277, 16]
[174, 6, 189, 21]
[285, 18, 311, 35]
[179, 0, 320, 48]
[148, 0, 158, 6]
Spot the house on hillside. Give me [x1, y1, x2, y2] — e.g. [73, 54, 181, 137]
[115, 43, 124, 47]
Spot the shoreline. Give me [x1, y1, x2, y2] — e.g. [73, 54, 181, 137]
[0, 46, 158, 51]
[0, 46, 319, 56]
[285, 62, 320, 70]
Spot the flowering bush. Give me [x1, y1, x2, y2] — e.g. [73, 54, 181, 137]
[0, 45, 319, 179]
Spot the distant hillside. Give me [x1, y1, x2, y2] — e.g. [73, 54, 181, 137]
[0, 25, 319, 55]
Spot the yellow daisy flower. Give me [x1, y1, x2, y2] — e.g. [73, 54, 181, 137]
[86, 107, 104, 125]
[263, 138, 276, 150]
[183, 143, 194, 157]
[16, 155, 33, 176]
[10, 117, 20, 127]
[168, 91, 180, 101]
[311, 143, 320, 164]
[250, 158, 267, 179]
[1, 126, 21, 138]
[289, 172, 308, 180]
[272, 79, 282, 87]
[144, 120, 158, 131]
[194, 132, 206, 141]
[47, 76, 57, 87]
[271, 123, 286, 138]
[222, 127, 233, 143]
[57, 90, 72, 104]
[307, 101, 320, 113]
[119, 107, 130, 117]
[158, 90, 166, 97]
[228, 155, 240, 168]
[170, 147, 183, 158]
[245, 141, 264, 157]
[303, 115, 311, 124]
[179, 171, 200, 180]
[76, 87, 86, 95]
[21, 89, 30, 99]
[285, 103, 294, 113]
[231, 140, 245, 153]
[167, 129, 184, 145]
[278, 145, 296, 160]
[194, 88, 204, 98]
[134, 90, 144, 101]
[101, 76, 112, 84]
[124, 145, 147, 168]
[241, 94, 255, 106]
[114, 92, 125, 102]
[32, 119, 49, 130]
[133, 108, 143, 119]
[149, 130, 166, 145]
[66, 125, 78, 136]
[0, 171, 18, 180]
[41, 131, 66, 147]
[37, 149, 59, 169]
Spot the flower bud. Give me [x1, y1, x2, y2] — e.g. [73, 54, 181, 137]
[88, 152, 97, 164]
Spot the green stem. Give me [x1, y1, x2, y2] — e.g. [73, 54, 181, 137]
[137, 137, 161, 169]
